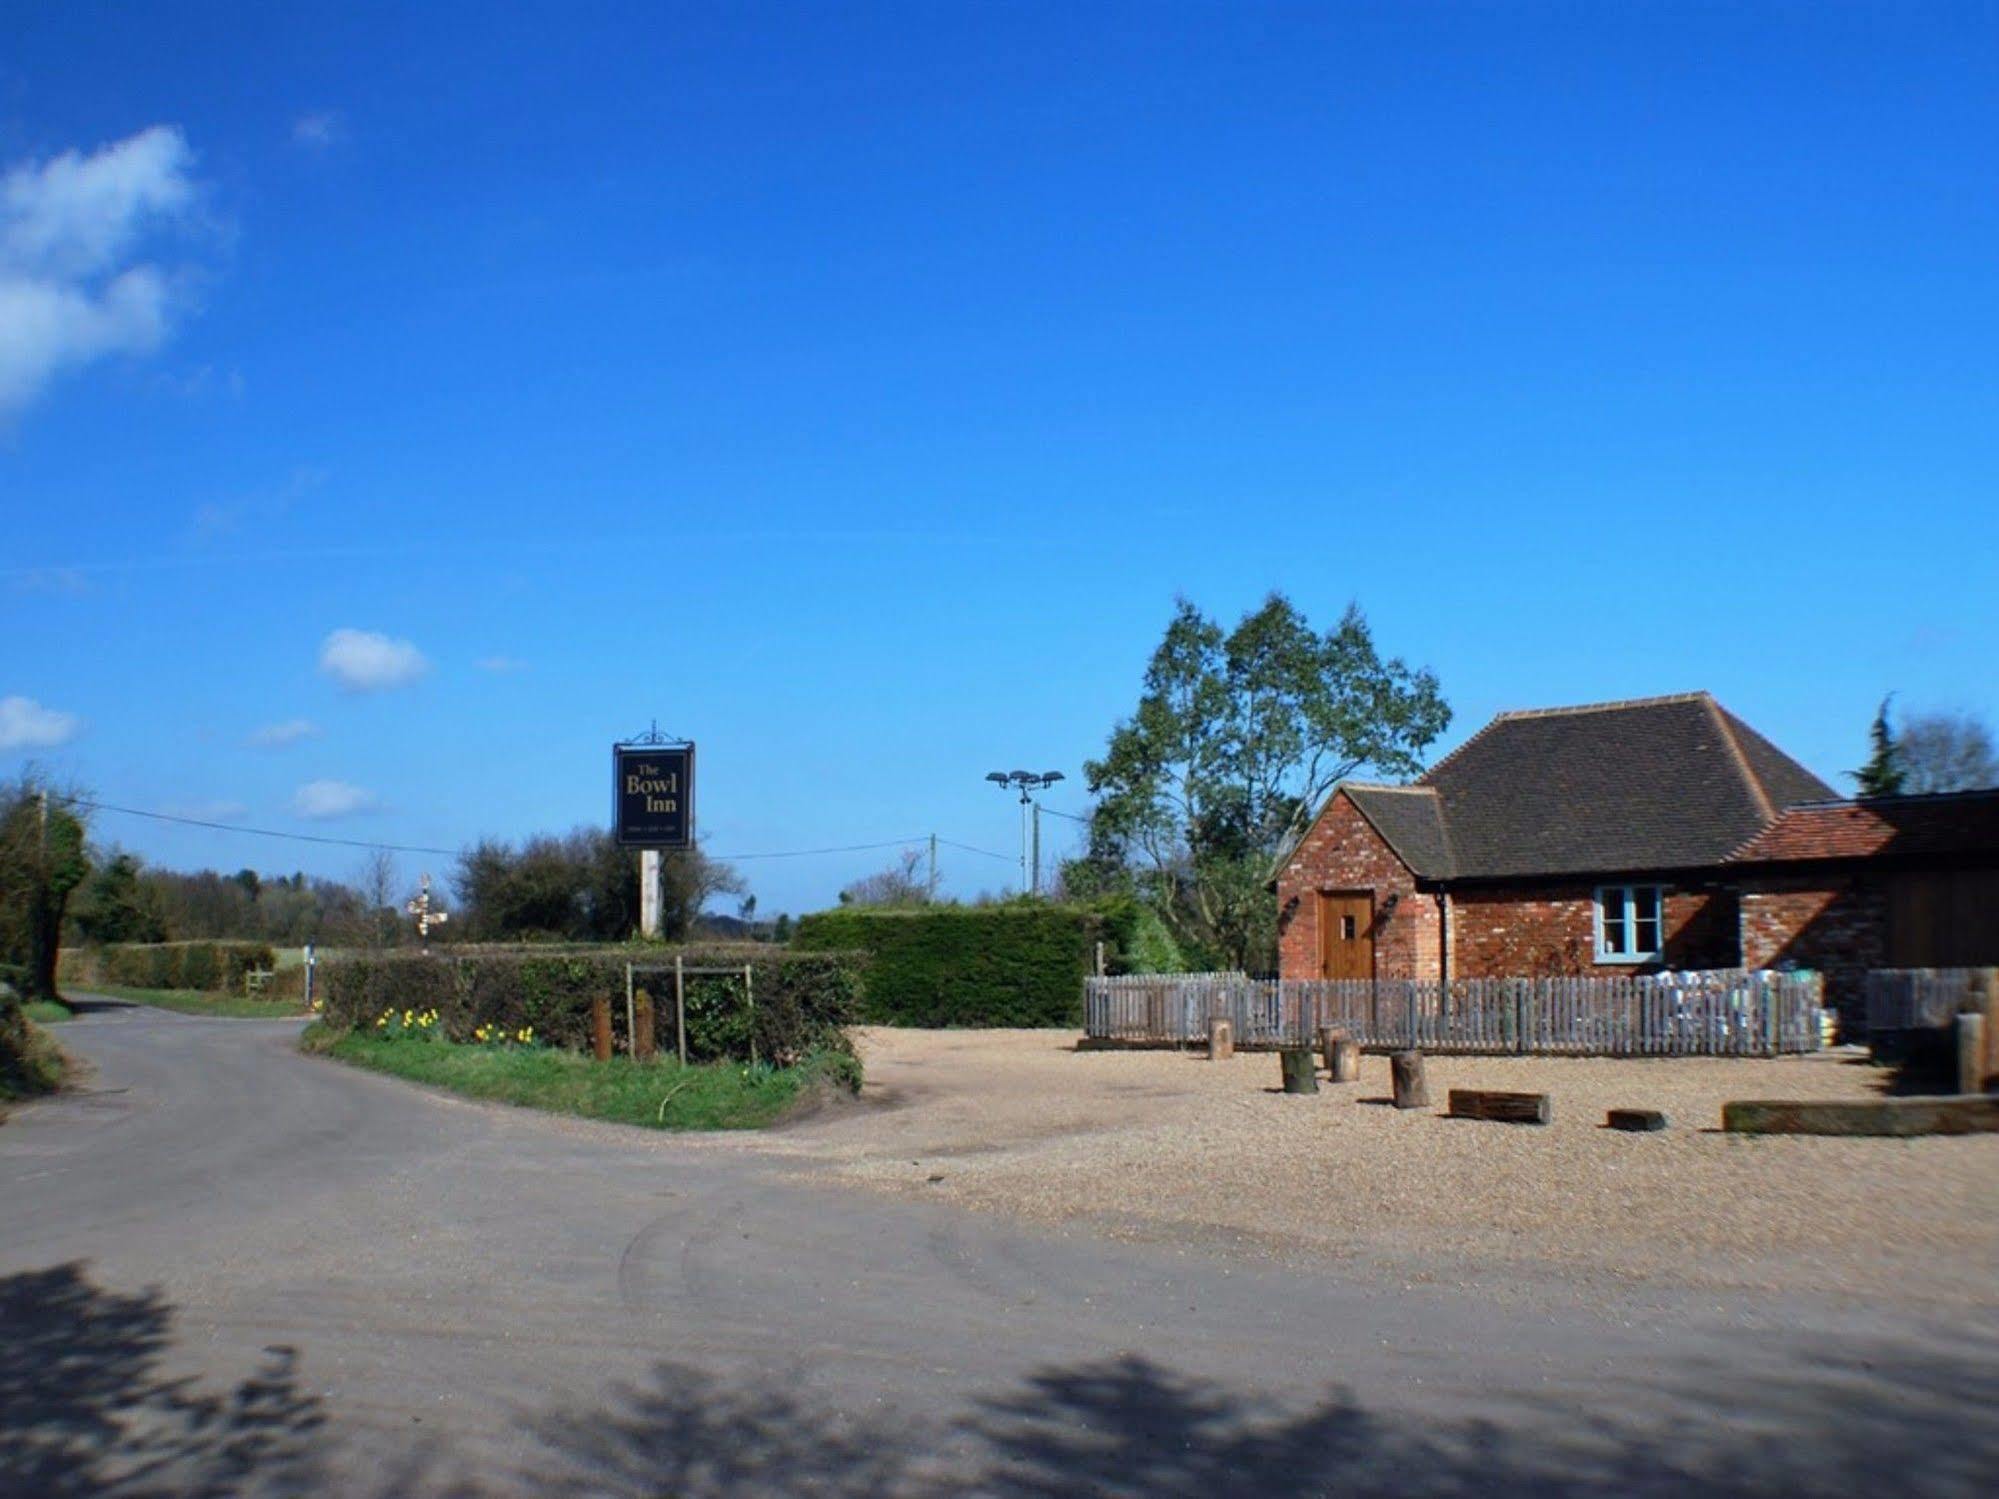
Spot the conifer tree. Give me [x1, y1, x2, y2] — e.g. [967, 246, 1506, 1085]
[1850, 696, 1907, 797]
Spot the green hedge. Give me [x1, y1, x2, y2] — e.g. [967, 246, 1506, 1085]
[791, 906, 1097, 1027]
[57, 941, 278, 994]
[314, 946, 860, 1067]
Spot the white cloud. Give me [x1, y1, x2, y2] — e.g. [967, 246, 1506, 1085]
[0, 125, 205, 417]
[249, 717, 321, 749]
[292, 779, 377, 820]
[0, 695, 82, 750]
[475, 655, 528, 674]
[318, 628, 429, 691]
[292, 111, 346, 149]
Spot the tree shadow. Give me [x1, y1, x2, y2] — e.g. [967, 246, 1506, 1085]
[0, 1262, 325, 1498]
[498, 1334, 1999, 1498]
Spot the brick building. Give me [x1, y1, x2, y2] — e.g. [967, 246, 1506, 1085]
[1274, 692, 1999, 1025]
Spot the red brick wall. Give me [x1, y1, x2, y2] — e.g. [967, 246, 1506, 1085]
[1275, 792, 1435, 980]
[1450, 884, 1740, 977]
[1739, 873, 1885, 1030]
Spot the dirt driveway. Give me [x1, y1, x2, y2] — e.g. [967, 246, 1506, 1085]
[731, 1029, 1999, 1310]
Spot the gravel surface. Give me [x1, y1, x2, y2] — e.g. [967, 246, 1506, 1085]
[728, 1029, 1999, 1309]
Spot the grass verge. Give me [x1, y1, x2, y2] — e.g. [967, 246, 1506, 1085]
[25, 999, 75, 1024]
[79, 985, 310, 1019]
[303, 1024, 861, 1131]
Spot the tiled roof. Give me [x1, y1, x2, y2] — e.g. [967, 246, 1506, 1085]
[1324, 692, 1837, 881]
[1727, 790, 1999, 864]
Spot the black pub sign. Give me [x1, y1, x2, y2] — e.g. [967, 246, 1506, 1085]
[613, 744, 694, 849]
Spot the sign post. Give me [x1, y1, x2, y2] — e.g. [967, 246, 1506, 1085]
[614, 733, 695, 940]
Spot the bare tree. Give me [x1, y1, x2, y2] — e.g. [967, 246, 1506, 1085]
[354, 849, 402, 948]
[1899, 710, 1999, 794]
[838, 848, 929, 908]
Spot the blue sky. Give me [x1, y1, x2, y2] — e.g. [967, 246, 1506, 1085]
[3, 2, 1996, 915]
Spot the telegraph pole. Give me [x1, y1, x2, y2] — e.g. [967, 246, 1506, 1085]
[927, 833, 939, 901]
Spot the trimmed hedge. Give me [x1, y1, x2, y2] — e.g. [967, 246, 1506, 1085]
[791, 905, 1097, 1027]
[315, 946, 860, 1067]
[57, 941, 278, 994]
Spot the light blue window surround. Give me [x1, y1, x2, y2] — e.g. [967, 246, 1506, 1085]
[1594, 884, 1664, 963]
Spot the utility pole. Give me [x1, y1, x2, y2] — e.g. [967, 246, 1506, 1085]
[1032, 803, 1041, 899]
[927, 833, 939, 901]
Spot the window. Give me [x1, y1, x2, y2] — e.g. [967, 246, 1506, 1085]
[1595, 885, 1664, 963]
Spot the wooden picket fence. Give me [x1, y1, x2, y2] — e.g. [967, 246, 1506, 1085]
[1084, 970, 1826, 1057]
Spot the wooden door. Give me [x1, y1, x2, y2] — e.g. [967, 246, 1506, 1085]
[1319, 892, 1375, 980]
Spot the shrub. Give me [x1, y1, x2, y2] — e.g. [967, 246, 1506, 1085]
[313, 945, 859, 1067]
[791, 905, 1097, 1027]
[1088, 896, 1187, 975]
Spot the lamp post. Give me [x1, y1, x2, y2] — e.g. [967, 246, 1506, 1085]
[985, 769, 1065, 895]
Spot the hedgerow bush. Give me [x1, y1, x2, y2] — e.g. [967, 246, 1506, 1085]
[314, 945, 860, 1067]
[791, 905, 1097, 1027]
[57, 941, 278, 993]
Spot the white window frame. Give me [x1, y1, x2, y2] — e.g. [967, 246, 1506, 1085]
[1594, 883, 1665, 964]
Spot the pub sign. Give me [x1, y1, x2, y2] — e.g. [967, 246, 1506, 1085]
[613, 743, 694, 849]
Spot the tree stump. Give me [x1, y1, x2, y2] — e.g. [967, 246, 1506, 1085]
[1208, 1017, 1234, 1060]
[591, 994, 613, 1062]
[1317, 1026, 1347, 1071]
[1328, 1036, 1361, 1084]
[633, 988, 657, 1061]
[1390, 1049, 1428, 1109]
[1280, 1048, 1318, 1094]
[1959, 1012, 1987, 1098]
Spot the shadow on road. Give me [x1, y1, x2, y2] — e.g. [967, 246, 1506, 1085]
[0, 1262, 324, 1497]
[4, 1262, 1996, 1497]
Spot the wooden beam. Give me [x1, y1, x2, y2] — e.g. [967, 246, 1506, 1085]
[1447, 1089, 1551, 1125]
[1722, 1095, 1999, 1137]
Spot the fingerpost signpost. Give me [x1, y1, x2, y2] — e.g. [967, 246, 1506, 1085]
[614, 724, 695, 939]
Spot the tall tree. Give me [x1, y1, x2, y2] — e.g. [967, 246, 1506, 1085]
[1850, 697, 1907, 797]
[1084, 595, 1449, 970]
[1897, 709, 1999, 793]
[0, 773, 91, 1006]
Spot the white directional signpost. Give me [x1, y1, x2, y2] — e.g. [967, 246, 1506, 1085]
[614, 726, 695, 940]
[405, 873, 449, 953]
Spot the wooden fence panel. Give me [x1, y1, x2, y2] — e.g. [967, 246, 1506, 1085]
[1084, 970, 1827, 1056]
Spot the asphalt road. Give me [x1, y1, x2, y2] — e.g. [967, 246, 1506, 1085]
[3, 1001, 1995, 1497]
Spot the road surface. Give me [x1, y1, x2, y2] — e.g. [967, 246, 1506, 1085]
[2, 1001, 1994, 1496]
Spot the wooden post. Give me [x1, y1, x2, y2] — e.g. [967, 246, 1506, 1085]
[1094, 941, 1106, 977]
[1447, 1089, 1551, 1125]
[745, 962, 757, 1067]
[1329, 1036, 1360, 1084]
[1318, 1026, 1346, 1073]
[1279, 1048, 1317, 1094]
[591, 994, 613, 1062]
[1208, 1017, 1233, 1060]
[1390, 1050, 1429, 1109]
[674, 953, 687, 1066]
[640, 849, 662, 938]
[633, 988, 656, 1061]
[1958, 1012, 1986, 1098]
[625, 963, 635, 1056]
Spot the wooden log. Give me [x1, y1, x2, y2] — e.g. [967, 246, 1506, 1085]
[1448, 1089, 1550, 1125]
[1722, 1095, 1999, 1137]
[1606, 1108, 1669, 1132]
[590, 994, 613, 1062]
[1329, 1036, 1360, 1084]
[1390, 1049, 1428, 1109]
[1318, 1026, 1349, 1073]
[1959, 1012, 1987, 1098]
[1208, 1017, 1234, 1061]
[633, 988, 656, 1062]
[1279, 1048, 1318, 1094]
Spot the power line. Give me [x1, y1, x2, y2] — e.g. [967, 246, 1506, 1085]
[935, 837, 1016, 862]
[65, 797, 1016, 866]
[1036, 805, 1093, 824]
